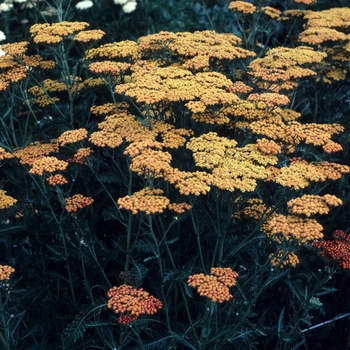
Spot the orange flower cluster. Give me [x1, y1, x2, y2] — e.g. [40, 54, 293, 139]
[107, 284, 162, 324]
[167, 202, 192, 214]
[264, 214, 323, 244]
[248, 93, 290, 108]
[14, 140, 59, 166]
[269, 250, 300, 268]
[0, 190, 17, 210]
[117, 188, 170, 215]
[46, 174, 68, 186]
[30, 22, 90, 44]
[58, 128, 88, 146]
[67, 148, 94, 164]
[187, 267, 239, 303]
[0, 147, 13, 161]
[1, 41, 29, 56]
[29, 156, 69, 176]
[64, 194, 94, 213]
[312, 230, 350, 269]
[0, 265, 15, 281]
[287, 194, 342, 217]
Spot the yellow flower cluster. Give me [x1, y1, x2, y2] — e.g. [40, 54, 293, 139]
[117, 188, 170, 215]
[188, 267, 239, 303]
[287, 194, 342, 217]
[137, 30, 255, 71]
[0, 190, 17, 209]
[248, 46, 326, 92]
[269, 250, 300, 268]
[58, 128, 88, 146]
[85, 40, 140, 61]
[73, 29, 105, 42]
[1, 41, 29, 56]
[256, 138, 282, 155]
[228, 1, 256, 15]
[29, 156, 69, 176]
[274, 159, 350, 190]
[262, 6, 282, 20]
[264, 213, 323, 244]
[248, 93, 290, 108]
[30, 22, 90, 44]
[164, 169, 212, 196]
[89, 61, 131, 75]
[64, 194, 94, 213]
[0, 265, 15, 281]
[107, 284, 162, 324]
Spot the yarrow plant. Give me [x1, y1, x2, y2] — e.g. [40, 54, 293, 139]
[1, 0, 350, 349]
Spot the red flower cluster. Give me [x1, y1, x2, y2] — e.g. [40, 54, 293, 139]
[313, 230, 350, 269]
[107, 284, 162, 324]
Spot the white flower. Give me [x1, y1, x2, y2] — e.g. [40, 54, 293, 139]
[122, 0, 137, 13]
[114, 0, 129, 5]
[0, 3, 13, 12]
[75, 0, 94, 10]
[0, 31, 6, 42]
[14, 0, 28, 3]
[0, 49, 5, 56]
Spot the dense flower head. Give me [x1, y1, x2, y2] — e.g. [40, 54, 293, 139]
[73, 29, 105, 42]
[67, 148, 94, 164]
[0, 147, 13, 161]
[287, 194, 342, 217]
[107, 284, 162, 324]
[188, 267, 239, 303]
[274, 159, 350, 190]
[64, 194, 94, 213]
[118, 188, 170, 215]
[228, 1, 256, 15]
[313, 230, 350, 269]
[232, 198, 269, 221]
[30, 22, 90, 44]
[269, 250, 300, 268]
[1, 41, 29, 56]
[46, 174, 68, 186]
[89, 61, 131, 75]
[29, 156, 69, 176]
[85, 41, 140, 60]
[0, 265, 15, 281]
[137, 31, 255, 70]
[14, 141, 59, 166]
[167, 202, 192, 214]
[0, 190, 17, 209]
[58, 128, 88, 146]
[264, 214, 323, 244]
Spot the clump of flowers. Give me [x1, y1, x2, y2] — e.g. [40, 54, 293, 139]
[117, 188, 170, 215]
[313, 230, 350, 269]
[0, 190, 17, 209]
[188, 267, 239, 303]
[64, 194, 94, 213]
[58, 128, 88, 147]
[287, 194, 343, 217]
[107, 284, 162, 324]
[269, 250, 300, 268]
[29, 156, 69, 176]
[0, 265, 15, 281]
